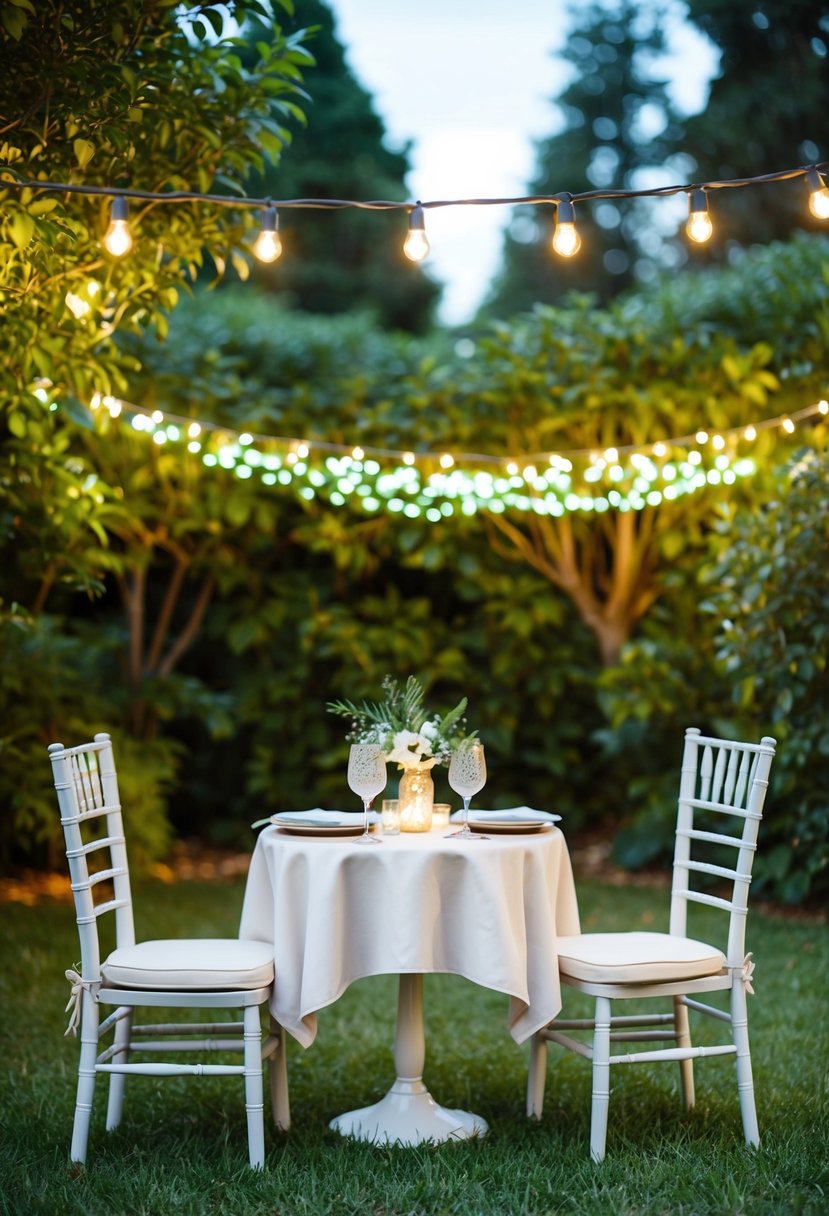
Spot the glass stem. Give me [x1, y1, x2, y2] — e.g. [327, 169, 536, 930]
[363, 798, 372, 837]
[462, 796, 471, 835]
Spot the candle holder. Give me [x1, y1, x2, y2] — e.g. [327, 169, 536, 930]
[398, 766, 434, 832]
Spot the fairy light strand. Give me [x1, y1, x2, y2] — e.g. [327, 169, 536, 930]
[84, 392, 829, 464]
[70, 388, 828, 518]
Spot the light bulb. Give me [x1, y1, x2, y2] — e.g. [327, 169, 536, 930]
[403, 204, 430, 262]
[103, 196, 133, 257]
[253, 206, 282, 262]
[805, 167, 829, 220]
[551, 197, 581, 257]
[686, 188, 713, 243]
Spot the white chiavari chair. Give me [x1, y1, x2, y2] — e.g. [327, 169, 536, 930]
[49, 732, 290, 1168]
[527, 727, 776, 1161]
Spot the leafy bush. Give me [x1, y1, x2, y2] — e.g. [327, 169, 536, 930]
[0, 608, 177, 871]
[596, 450, 829, 905]
[704, 449, 829, 903]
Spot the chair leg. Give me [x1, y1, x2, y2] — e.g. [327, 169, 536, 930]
[105, 1006, 133, 1131]
[731, 982, 760, 1147]
[673, 996, 695, 1110]
[590, 996, 612, 1163]
[268, 1014, 291, 1131]
[243, 1005, 266, 1169]
[527, 1030, 548, 1119]
[71, 988, 100, 1164]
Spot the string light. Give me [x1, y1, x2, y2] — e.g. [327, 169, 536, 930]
[686, 188, 713, 244]
[252, 205, 282, 262]
[805, 167, 829, 220]
[551, 196, 581, 257]
[3, 158, 827, 264]
[102, 195, 133, 257]
[56, 386, 827, 517]
[403, 203, 429, 263]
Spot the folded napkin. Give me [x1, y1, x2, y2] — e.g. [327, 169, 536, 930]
[449, 806, 561, 824]
[251, 809, 379, 829]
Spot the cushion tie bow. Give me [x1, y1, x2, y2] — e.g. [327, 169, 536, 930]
[740, 953, 756, 995]
[64, 968, 100, 1037]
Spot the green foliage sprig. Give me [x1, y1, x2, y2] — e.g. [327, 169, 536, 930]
[327, 676, 473, 767]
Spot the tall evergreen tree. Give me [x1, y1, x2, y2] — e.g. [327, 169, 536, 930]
[677, 0, 829, 253]
[483, 1, 682, 317]
[243, 0, 440, 332]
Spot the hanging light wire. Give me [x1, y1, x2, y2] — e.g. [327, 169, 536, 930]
[86, 390, 829, 465]
[3, 160, 827, 264]
[2, 159, 828, 215]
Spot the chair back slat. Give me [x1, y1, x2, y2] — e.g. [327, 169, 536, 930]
[49, 734, 136, 982]
[675, 888, 744, 915]
[676, 826, 754, 850]
[76, 898, 132, 926]
[669, 727, 775, 965]
[683, 797, 761, 820]
[73, 866, 129, 891]
[684, 859, 742, 883]
[65, 834, 127, 860]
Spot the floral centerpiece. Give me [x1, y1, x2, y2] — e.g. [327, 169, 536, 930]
[327, 676, 474, 831]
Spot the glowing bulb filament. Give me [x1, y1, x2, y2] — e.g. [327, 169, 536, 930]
[103, 196, 133, 257]
[403, 204, 430, 262]
[806, 167, 829, 220]
[552, 197, 581, 257]
[686, 188, 713, 244]
[253, 206, 282, 263]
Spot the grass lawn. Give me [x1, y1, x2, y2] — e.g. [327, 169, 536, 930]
[2, 871, 827, 1216]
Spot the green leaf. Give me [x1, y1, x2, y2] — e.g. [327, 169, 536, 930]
[0, 7, 26, 38]
[27, 196, 58, 216]
[202, 7, 224, 37]
[73, 138, 95, 169]
[9, 210, 34, 248]
[7, 411, 27, 438]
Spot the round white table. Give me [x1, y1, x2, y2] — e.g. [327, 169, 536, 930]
[240, 823, 580, 1145]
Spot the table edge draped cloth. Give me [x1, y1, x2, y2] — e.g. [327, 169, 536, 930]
[240, 825, 580, 1049]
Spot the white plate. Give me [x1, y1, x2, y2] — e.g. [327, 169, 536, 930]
[466, 818, 549, 835]
[271, 813, 377, 837]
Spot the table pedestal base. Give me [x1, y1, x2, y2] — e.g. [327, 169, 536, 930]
[328, 973, 488, 1146]
[330, 1077, 487, 1145]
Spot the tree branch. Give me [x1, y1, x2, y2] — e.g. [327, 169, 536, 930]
[31, 560, 56, 615]
[146, 555, 188, 674]
[158, 572, 216, 678]
[122, 567, 145, 691]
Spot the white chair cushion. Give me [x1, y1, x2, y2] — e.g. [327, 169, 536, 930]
[557, 932, 726, 984]
[101, 939, 274, 991]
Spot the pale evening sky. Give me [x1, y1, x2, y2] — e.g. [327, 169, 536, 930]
[324, 0, 719, 324]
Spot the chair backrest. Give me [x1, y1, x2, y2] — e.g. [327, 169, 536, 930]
[669, 727, 776, 966]
[48, 733, 136, 982]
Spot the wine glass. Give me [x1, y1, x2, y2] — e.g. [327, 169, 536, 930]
[347, 744, 387, 845]
[446, 741, 487, 840]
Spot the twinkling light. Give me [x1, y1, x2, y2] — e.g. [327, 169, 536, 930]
[65, 389, 828, 517]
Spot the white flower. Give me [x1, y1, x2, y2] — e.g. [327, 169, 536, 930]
[420, 720, 438, 740]
[387, 730, 433, 766]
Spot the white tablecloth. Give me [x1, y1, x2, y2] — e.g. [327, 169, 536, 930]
[239, 824, 580, 1049]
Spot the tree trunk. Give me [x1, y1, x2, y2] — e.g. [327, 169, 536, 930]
[484, 506, 660, 666]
